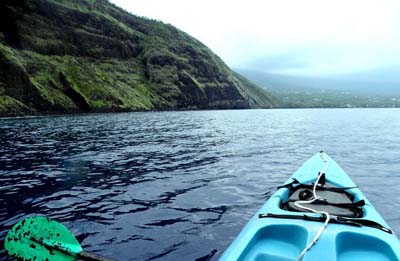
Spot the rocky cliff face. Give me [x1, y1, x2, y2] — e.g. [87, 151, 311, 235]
[0, 0, 274, 116]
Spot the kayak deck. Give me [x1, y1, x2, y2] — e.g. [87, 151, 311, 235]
[227, 218, 399, 260]
[220, 153, 400, 260]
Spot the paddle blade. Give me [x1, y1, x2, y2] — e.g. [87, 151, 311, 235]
[4, 216, 82, 261]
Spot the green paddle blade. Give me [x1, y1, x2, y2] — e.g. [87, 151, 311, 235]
[4, 216, 83, 261]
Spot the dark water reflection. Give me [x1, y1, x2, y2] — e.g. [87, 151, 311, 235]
[1, 109, 400, 260]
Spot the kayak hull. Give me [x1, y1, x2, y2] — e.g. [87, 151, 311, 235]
[220, 153, 400, 260]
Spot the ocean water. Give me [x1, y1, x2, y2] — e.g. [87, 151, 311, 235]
[1, 109, 400, 260]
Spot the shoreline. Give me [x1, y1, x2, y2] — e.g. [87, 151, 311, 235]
[1, 106, 399, 120]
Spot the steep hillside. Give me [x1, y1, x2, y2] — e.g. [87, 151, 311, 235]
[0, 0, 274, 116]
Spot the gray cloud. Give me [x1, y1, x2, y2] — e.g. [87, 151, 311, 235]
[111, 0, 400, 77]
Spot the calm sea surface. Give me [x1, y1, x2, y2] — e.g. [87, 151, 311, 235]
[1, 109, 400, 260]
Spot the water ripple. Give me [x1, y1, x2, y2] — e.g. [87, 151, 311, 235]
[1, 109, 400, 260]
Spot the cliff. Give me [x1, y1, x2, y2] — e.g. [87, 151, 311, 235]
[0, 0, 274, 116]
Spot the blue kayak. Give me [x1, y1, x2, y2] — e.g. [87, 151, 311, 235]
[220, 152, 400, 260]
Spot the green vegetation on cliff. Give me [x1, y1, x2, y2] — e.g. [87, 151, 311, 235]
[0, 0, 273, 116]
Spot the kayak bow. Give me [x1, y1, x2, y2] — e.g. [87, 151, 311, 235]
[220, 152, 400, 260]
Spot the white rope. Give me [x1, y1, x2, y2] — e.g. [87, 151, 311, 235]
[295, 152, 330, 261]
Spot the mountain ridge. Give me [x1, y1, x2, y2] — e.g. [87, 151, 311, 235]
[236, 68, 400, 108]
[0, 0, 274, 116]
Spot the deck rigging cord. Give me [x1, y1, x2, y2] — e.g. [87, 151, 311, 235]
[295, 152, 331, 261]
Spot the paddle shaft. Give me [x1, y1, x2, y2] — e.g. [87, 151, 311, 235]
[78, 251, 115, 261]
[30, 237, 115, 261]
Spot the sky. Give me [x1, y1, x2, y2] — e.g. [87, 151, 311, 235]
[110, 0, 400, 76]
